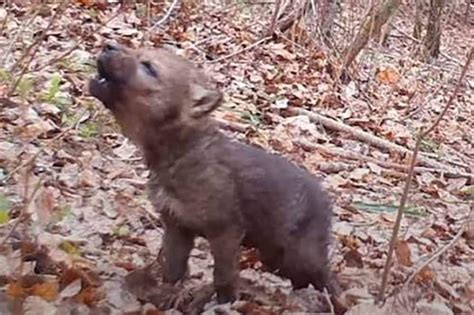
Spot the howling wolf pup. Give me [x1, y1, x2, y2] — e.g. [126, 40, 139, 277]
[89, 42, 342, 312]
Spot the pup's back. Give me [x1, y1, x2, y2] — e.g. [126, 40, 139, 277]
[217, 138, 332, 290]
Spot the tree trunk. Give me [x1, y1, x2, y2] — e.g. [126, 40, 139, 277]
[413, 0, 424, 39]
[464, 0, 472, 23]
[318, 0, 337, 42]
[423, 0, 444, 60]
[343, 0, 401, 69]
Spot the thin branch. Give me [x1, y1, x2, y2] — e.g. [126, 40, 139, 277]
[377, 46, 473, 302]
[2, 4, 43, 67]
[8, 0, 69, 96]
[207, 36, 272, 64]
[9, 1, 66, 73]
[377, 132, 422, 302]
[1, 177, 43, 246]
[404, 222, 466, 285]
[33, 43, 78, 72]
[4, 149, 43, 183]
[323, 287, 335, 315]
[149, 0, 180, 32]
[423, 48, 473, 136]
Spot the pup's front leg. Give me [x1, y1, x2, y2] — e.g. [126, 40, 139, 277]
[209, 228, 243, 304]
[161, 219, 195, 284]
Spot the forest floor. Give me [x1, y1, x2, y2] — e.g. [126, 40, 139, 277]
[0, 1, 473, 314]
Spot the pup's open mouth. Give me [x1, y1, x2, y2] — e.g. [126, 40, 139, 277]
[89, 59, 115, 107]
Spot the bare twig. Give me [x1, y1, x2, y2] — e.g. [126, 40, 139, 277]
[323, 287, 335, 315]
[424, 48, 473, 135]
[4, 149, 43, 183]
[377, 47, 473, 302]
[8, 0, 69, 96]
[404, 71, 451, 119]
[2, 4, 43, 67]
[207, 36, 272, 64]
[405, 222, 466, 285]
[149, 0, 180, 32]
[1, 175, 43, 246]
[377, 132, 422, 302]
[33, 43, 78, 72]
[9, 1, 66, 73]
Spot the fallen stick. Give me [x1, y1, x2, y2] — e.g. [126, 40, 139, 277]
[287, 107, 458, 172]
[296, 139, 473, 180]
[212, 117, 473, 179]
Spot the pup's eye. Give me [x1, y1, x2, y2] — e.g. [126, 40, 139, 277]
[141, 61, 158, 78]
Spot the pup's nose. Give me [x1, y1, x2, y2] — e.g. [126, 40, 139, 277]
[103, 42, 119, 53]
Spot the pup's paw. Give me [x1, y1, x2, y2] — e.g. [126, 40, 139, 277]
[215, 284, 237, 304]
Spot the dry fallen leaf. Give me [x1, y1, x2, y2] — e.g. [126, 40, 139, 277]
[376, 66, 399, 85]
[343, 249, 364, 268]
[60, 279, 82, 299]
[395, 240, 413, 267]
[6, 281, 28, 300]
[415, 266, 435, 284]
[23, 296, 57, 315]
[30, 281, 59, 302]
[74, 287, 101, 306]
[416, 299, 454, 315]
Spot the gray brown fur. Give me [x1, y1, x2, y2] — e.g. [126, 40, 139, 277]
[89, 43, 337, 307]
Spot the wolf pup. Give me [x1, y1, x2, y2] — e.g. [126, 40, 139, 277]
[89, 42, 339, 308]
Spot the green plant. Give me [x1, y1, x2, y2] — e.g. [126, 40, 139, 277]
[17, 76, 34, 101]
[0, 68, 10, 83]
[0, 193, 11, 225]
[79, 121, 98, 138]
[44, 73, 62, 102]
[39, 73, 72, 108]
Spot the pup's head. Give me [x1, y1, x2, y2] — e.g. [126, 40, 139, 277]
[89, 42, 222, 144]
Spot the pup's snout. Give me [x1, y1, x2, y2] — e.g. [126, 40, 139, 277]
[102, 41, 121, 55]
[97, 42, 120, 77]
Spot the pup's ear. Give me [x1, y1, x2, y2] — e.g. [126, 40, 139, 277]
[190, 83, 223, 118]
